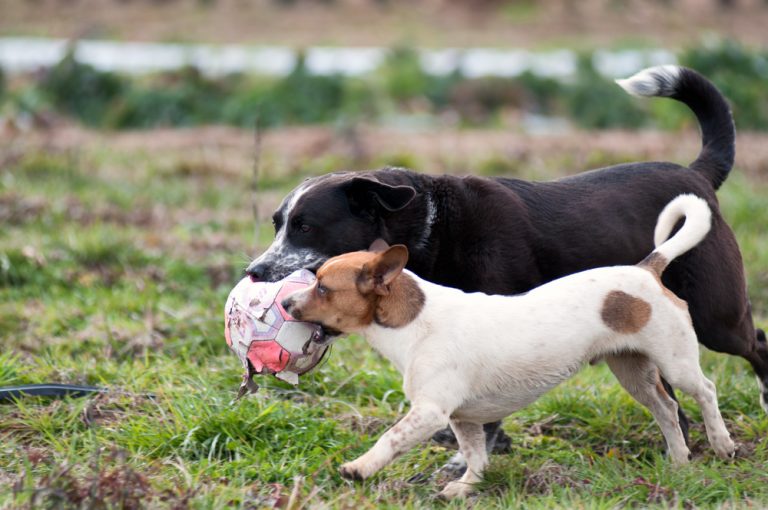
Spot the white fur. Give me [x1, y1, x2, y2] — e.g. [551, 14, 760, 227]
[247, 180, 327, 274]
[615, 65, 681, 98]
[336, 194, 734, 499]
[414, 192, 437, 251]
[758, 376, 768, 414]
[653, 194, 712, 261]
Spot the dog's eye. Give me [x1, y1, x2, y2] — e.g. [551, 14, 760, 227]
[316, 284, 328, 297]
[299, 224, 312, 233]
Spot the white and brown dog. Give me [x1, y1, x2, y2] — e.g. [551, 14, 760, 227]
[282, 194, 735, 499]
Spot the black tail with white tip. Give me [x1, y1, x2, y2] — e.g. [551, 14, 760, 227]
[616, 66, 735, 190]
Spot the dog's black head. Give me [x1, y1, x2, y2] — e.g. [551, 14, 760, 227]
[246, 171, 418, 282]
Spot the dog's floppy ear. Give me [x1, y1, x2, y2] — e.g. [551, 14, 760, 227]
[357, 245, 409, 296]
[345, 177, 417, 217]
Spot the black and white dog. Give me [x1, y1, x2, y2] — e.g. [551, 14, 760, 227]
[247, 66, 767, 469]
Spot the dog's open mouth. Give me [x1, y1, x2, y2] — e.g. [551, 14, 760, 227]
[318, 325, 343, 342]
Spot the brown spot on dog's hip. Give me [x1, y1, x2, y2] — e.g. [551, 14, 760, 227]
[601, 290, 652, 334]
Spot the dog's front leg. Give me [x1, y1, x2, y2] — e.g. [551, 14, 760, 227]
[439, 420, 488, 500]
[340, 401, 449, 481]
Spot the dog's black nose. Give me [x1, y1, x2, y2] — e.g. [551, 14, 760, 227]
[246, 261, 267, 282]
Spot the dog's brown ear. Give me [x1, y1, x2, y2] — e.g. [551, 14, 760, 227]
[373, 245, 409, 296]
[357, 245, 409, 296]
[369, 239, 390, 252]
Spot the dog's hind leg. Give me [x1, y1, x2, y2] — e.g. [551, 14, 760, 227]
[431, 420, 511, 480]
[432, 420, 511, 452]
[688, 300, 768, 419]
[664, 226, 768, 416]
[652, 351, 736, 460]
[605, 353, 691, 464]
[753, 328, 768, 414]
[659, 376, 690, 445]
[438, 420, 488, 500]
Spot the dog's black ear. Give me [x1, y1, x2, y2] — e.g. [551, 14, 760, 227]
[345, 177, 417, 217]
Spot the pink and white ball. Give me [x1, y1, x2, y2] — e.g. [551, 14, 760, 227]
[224, 269, 329, 391]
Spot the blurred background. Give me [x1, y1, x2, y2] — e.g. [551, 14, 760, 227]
[2, 0, 767, 304]
[2, 1, 768, 508]
[3, 1, 768, 134]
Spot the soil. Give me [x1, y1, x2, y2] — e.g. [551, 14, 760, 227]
[4, 122, 768, 182]
[1, 0, 768, 48]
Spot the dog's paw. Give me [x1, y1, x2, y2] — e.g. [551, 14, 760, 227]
[438, 480, 475, 500]
[433, 453, 467, 482]
[490, 428, 513, 454]
[431, 427, 460, 450]
[339, 461, 368, 481]
[713, 436, 737, 460]
[668, 445, 692, 466]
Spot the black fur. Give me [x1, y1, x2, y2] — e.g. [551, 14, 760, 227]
[673, 68, 735, 189]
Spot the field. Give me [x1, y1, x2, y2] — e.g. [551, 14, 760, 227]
[1, 123, 767, 509]
[3, 0, 768, 48]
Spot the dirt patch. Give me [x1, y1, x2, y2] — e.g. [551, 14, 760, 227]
[62, 197, 162, 228]
[522, 459, 590, 495]
[80, 392, 154, 428]
[11, 448, 150, 509]
[526, 414, 560, 436]
[2, 0, 768, 48]
[7, 124, 768, 183]
[338, 412, 389, 436]
[0, 193, 49, 225]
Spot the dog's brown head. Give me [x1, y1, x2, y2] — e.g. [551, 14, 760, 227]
[281, 240, 424, 335]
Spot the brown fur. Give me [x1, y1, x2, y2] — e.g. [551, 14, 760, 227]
[376, 273, 425, 328]
[655, 374, 669, 399]
[638, 253, 688, 311]
[289, 245, 422, 333]
[662, 287, 689, 312]
[638, 252, 668, 276]
[305, 252, 380, 331]
[601, 290, 652, 334]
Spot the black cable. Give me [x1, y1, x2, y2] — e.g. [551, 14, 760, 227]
[0, 384, 155, 402]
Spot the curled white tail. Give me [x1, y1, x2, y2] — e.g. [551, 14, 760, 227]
[652, 194, 712, 268]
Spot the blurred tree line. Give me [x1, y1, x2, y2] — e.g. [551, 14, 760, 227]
[1, 40, 766, 131]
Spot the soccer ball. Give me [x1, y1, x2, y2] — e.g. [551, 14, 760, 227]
[224, 269, 329, 392]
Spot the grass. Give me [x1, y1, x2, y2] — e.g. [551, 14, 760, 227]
[1, 133, 767, 509]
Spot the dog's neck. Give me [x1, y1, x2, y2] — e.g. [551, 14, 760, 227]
[361, 271, 429, 376]
[374, 272, 426, 329]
